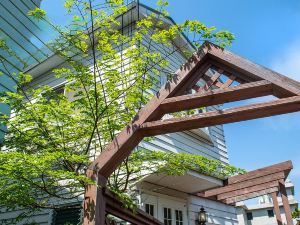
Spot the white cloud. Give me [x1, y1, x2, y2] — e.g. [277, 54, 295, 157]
[270, 40, 300, 82]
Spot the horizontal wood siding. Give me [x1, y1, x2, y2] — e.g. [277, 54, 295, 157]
[189, 195, 238, 225]
[141, 190, 238, 225]
[0, 207, 50, 225]
[28, 25, 229, 164]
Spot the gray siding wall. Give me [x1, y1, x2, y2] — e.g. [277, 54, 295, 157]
[189, 195, 238, 225]
[0, 207, 51, 225]
[141, 187, 238, 225]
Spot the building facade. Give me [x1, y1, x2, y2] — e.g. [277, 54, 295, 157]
[236, 180, 298, 225]
[1, 1, 288, 225]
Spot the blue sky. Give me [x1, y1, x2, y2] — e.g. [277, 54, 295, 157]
[42, 0, 300, 202]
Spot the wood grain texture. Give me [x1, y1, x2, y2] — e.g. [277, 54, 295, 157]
[228, 160, 292, 185]
[279, 180, 294, 225]
[224, 187, 279, 205]
[160, 80, 273, 114]
[83, 173, 107, 225]
[141, 97, 300, 136]
[271, 192, 283, 225]
[217, 180, 280, 201]
[203, 171, 285, 197]
[204, 42, 300, 96]
[105, 190, 163, 225]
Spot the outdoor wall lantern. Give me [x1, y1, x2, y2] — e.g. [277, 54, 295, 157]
[196, 207, 208, 225]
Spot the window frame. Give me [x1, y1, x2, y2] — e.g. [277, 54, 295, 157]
[175, 209, 183, 225]
[246, 212, 253, 221]
[163, 207, 172, 225]
[145, 203, 155, 217]
[267, 209, 274, 218]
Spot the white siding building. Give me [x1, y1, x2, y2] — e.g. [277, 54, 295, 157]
[236, 180, 298, 225]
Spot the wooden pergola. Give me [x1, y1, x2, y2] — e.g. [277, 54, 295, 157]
[199, 161, 293, 225]
[83, 42, 300, 225]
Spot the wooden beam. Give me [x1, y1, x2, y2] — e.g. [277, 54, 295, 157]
[83, 173, 107, 225]
[224, 187, 279, 205]
[217, 180, 279, 201]
[207, 59, 256, 84]
[141, 97, 300, 136]
[203, 69, 223, 90]
[228, 161, 293, 185]
[160, 80, 273, 114]
[279, 180, 294, 225]
[221, 75, 236, 88]
[272, 192, 283, 225]
[203, 171, 286, 198]
[105, 190, 163, 225]
[174, 63, 211, 96]
[202, 73, 223, 89]
[205, 42, 300, 96]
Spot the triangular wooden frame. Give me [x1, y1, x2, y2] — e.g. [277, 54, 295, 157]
[83, 42, 300, 225]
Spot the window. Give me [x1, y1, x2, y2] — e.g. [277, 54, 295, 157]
[145, 203, 154, 216]
[267, 209, 274, 217]
[43, 85, 65, 102]
[52, 207, 81, 225]
[163, 207, 172, 225]
[53, 85, 65, 95]
[247, 212, 253, 221]
[175, 210, 183, 225]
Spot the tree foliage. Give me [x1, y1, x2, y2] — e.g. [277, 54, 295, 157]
[293, 207, 300, 219]
[0, 0, 241, 222]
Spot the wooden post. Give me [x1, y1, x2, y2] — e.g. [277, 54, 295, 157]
[83, 170, 108, 225]
[279, 180, 294, 225]
[272, 192, 283, 225]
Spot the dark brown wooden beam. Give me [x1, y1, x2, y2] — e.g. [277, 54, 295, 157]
[272, 192, 283, 225]
[83, 174, 107, 225]
[202, 73, 224, 89]
[203, 171, 286, 198]
[105, 190, 163, 225]
[217, 180, 279, 201]
[224, 187, 279, 205]
[160, 80, 273, 114]
[203, 69, 223, 90]
[207, 59, 257, 84]
[279, 180, 294, 225]
[174, 62, 211, 96]
[205, 42, 300, 96]
[228, 161, 292, 185]
[141, 97, 300, 136]
[221, 75, 236, 88]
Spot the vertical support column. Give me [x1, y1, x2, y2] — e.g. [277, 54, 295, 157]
[279, 180, 294, 225]
[83, 169, 108, 225]
[272, 191, 283, 225]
